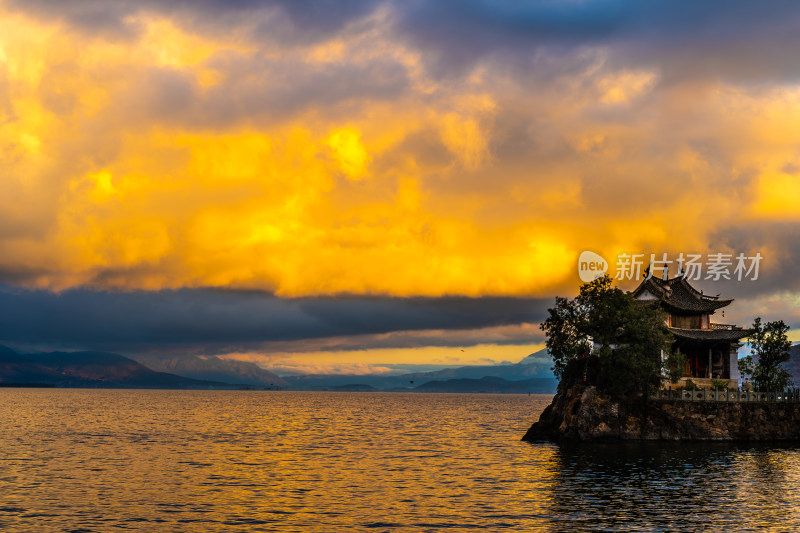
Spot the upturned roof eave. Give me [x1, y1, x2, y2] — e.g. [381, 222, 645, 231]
[661, 299, 734, 314]
[668, 327, 752, 343]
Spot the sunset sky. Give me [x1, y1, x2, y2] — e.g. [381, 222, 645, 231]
[2, 0, 800, 374]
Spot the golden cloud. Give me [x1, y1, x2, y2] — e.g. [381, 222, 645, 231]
[0, 6, 798, 298]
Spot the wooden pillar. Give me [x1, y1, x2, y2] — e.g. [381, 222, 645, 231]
[708, 347, 712, 378]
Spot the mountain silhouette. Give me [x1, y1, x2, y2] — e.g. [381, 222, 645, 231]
[0, 345, 229, 388]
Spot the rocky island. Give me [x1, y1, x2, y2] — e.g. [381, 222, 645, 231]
[523, 384, 800, 441]
[523, 273, 796, 442]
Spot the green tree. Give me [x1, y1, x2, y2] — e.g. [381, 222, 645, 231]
[738, 317, 792, 392]
[540, 275, 674, 398]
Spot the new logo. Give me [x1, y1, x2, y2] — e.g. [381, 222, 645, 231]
[578, 251, 608, 282]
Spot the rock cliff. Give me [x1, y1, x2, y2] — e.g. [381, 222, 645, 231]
[523, 384, 800, 441]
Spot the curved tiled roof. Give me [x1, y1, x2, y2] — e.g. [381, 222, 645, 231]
[632, 276, 732, 313]
[669, 327, 750, 343]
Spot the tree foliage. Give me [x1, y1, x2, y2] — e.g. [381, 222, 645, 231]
[540, 275, 673, 398]
[738, 317, 792, 392]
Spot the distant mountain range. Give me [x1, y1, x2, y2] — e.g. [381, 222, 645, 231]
[0, 345, 231, 389]
[131, 354, 287, 388]
[282, 348, 558, 393]
[0, 344, 558, 393]
[5, 337, 799, 393]
[399, 376, 556, 394]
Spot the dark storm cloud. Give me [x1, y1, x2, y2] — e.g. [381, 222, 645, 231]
[395, 0, 800, 82]
[0, 285, 549, 352]
[12, 0, 800, 83]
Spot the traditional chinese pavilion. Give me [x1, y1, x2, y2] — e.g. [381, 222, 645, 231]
[632, 273, 749, 389]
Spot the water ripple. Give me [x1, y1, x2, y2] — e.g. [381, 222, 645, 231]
[2, 390, 800, 531]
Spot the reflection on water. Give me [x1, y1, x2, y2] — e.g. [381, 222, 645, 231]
[0, 390, 799, 532]
[544, 442, 800, 532]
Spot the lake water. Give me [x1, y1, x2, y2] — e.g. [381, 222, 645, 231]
[1, 390, 800, 532]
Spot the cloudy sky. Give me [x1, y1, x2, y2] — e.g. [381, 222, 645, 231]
[2, 0, 800, 374]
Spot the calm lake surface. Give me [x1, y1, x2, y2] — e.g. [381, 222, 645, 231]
[2, 390, 800, 532]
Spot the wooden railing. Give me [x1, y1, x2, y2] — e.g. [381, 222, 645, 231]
[650, 389, 800, 403]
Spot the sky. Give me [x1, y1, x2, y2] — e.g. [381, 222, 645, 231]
[2, 0, 800, 374]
